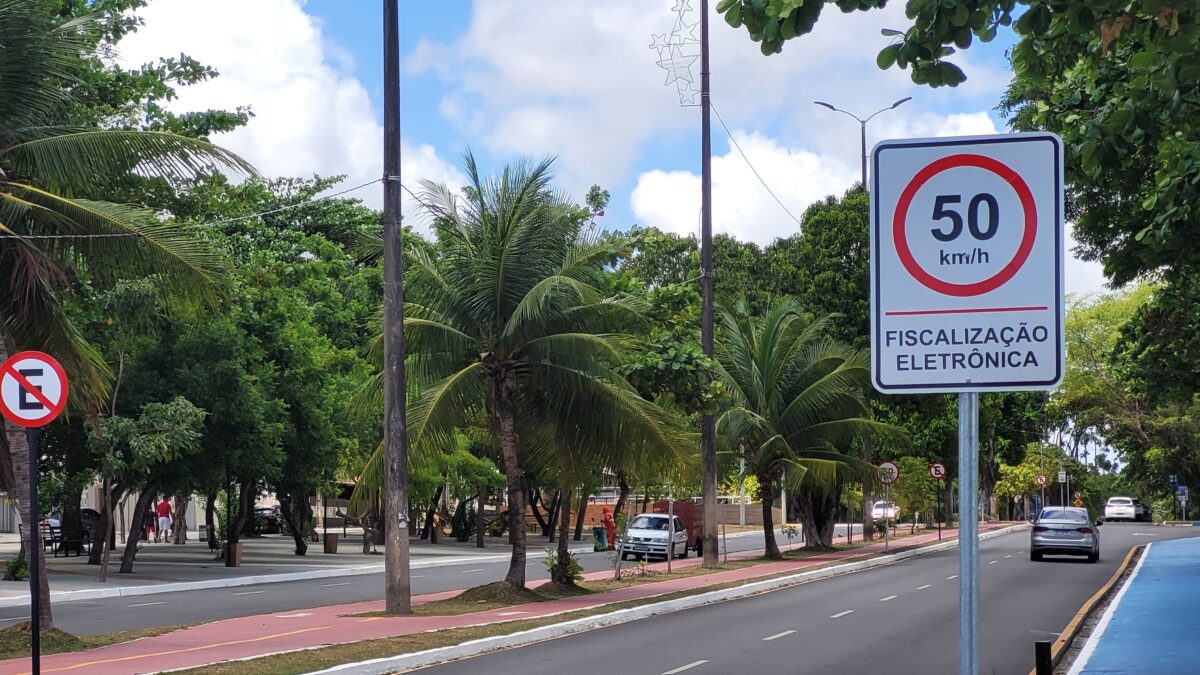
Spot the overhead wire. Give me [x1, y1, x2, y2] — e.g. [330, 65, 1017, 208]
[709, 99, 805, 230]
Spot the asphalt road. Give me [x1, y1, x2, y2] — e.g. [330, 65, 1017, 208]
[412, 523, 1200, 675]
[0, 524, 863, 636]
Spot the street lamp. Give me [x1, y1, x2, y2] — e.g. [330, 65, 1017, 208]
[813, 97, 912, 188]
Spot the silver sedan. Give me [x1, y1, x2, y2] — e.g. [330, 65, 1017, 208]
[1030, 507, 1101, 563]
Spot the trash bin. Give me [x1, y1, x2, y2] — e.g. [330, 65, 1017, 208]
[323, 532, 339, 554]
[592, 526, 607, 552]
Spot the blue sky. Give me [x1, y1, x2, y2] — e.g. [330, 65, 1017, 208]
[117, 0, 1105, 294]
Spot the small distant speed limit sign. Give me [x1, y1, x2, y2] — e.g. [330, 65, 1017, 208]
[870, 133, 1064, 394]
[929, 462, 946, 480]
[879, 461, 900, 485]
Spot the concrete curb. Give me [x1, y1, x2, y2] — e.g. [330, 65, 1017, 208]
[0, 547, 594, 608]
[309, 524, 1029, 675]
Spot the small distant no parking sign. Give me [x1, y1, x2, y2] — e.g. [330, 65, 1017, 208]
[0, 351, 68, 428]
[870, 133, 1065, 394]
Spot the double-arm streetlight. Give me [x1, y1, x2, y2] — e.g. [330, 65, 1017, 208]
[813, 97, 912, 188]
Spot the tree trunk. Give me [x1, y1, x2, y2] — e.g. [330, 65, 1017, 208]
[119, 488, 155, 574]
[475, 486, 486, 548]
[205, 491, 219, 550]
[420, 485, 444, 540]
[528, 488, 548, 534]
[573, 490, 589, 541]
[640, 486, 650, 514]
[496, 372, 527, 588]
[546, 490, 561, 541]
[1, 418, 53, 628]
[228, 482, 253, 546]
[758, 472, 781, 559]
[798, 483, 841, 549]
[278, 493, 309, 556]
[551, 488, 575, 585]
[95, 481, 125, 578]
[614, 472, 630, 521]
[172, 493, 189, 544]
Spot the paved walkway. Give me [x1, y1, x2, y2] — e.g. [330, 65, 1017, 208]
[0, 524, 1003, 674]
[0, 534, 590, 606]
[1068, 536, 1200, 674]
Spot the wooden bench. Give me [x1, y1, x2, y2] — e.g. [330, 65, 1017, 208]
[39, 523, 86, 558]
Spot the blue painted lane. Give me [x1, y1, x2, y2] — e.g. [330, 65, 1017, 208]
[1073, 536, 1200, 674]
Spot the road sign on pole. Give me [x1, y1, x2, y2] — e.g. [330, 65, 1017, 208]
[929, 461, 947, 480]
[1169, 474, 1178, 489]
[870, 133, 1064, 394]
[1058, 470, 1067, 483]
[1036, 474, 1047, 486]
[871, 133, 1063, 675]
[1, 350, 69, 675]
[1179, 485, 1189, 499]
[879, 461, 900, 485]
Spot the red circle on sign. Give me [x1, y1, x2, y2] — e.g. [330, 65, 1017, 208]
[893, 154, 1038, 297]
[880, 461, 900, 485]
[929, 462, 946, 480]
[0, 351, 69, 428]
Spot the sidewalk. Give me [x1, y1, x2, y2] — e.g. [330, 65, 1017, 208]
[1067, 536, 1200, 674]
[0, 534, 592, 607]
[0, 523, 1011, 674]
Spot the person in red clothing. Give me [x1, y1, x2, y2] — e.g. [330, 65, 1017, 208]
[602, 508, 616, 551]
[155, 497, 173, 543]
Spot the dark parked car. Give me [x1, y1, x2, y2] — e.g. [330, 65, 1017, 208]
[255, 506, 282, 534]
[43, 508, 102, 543]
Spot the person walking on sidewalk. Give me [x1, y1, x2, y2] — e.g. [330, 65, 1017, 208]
[156, 497, 173, 543]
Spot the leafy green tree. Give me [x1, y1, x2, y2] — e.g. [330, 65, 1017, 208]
[0, 1, 251, 627]
[891, 456, 937, 533]
[400, 154, 687, 589]
[715, 298, 886, 555]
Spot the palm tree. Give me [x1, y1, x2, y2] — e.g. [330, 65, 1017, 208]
[715, 299, 883, 558]
[400, 153, 686, 589]
[0, 1, 253, 627]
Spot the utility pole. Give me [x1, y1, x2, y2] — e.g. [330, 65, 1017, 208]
[698, 0, 718, 569]
[381, 0, 411, 614]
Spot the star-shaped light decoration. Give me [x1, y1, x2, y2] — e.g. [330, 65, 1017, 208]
[651, 0, 702, 107]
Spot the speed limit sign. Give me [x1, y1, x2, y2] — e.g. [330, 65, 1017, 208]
[879, 461, 900, 485]
[870, 133, 1064, 394]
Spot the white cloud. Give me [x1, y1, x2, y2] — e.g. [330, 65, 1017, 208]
[115, 0, 462, 223]
[631, 131, 854, 242]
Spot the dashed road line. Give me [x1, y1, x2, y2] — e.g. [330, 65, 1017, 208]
[916, 584, 931, 590]
[946, 575, 959, 580]
[879, 595, 898, 602]
[128, 601, 166, 608]
[830, 610, 855, 619]
[663, 660, 708, 674]
[321, 582, 351, 587]
[233, 590, 265, 596]
[988, 560, 999, 565]
[762, 630, 795, 641]
[460, 569, 484, 574]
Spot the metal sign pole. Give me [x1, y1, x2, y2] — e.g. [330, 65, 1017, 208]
[28, 427, 41, 675]
[884, 482, 890, 552]
[667, 489, 674, 574]
[958, 392, 979, 675]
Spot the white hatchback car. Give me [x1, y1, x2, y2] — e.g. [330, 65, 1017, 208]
[871, 501, 899, 520]
[1104, 497, 1137, 521]
[619, 513, 689, 561]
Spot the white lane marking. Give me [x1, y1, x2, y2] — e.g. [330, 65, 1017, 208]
[321, 582, 351, 587]
[1068, 542, 1153, 675]
[496, 611, 530, 617]
[989, 560, 999, 565]
[1132, 533, 1157, 537]
[0, 617, 24, 624]
[762, 630, 796, 641]
[460, 568, 484, 574]
[275, 612, 312, 618]
[663, 660, 708, 674]
[128, 601, 166, 608]
[946, 575, 959, 580]
[233, 590, 265, 596]
[829, 610, 855, 619]
[878, 595, 898, 602]
[1005, 555, 1013, 559]
[916, 585, 932, 590]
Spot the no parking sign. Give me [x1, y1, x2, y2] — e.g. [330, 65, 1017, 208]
[870, 133, 1065, 394]
[0, 351, 68, 428]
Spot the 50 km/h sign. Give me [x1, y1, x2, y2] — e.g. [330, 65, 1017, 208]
[879, 461, 900, 485]
[870, 133, 1064, 394]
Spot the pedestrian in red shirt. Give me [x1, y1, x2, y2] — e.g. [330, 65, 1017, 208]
[155, 497, 173, 543]
[602, 508, 616, 551]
